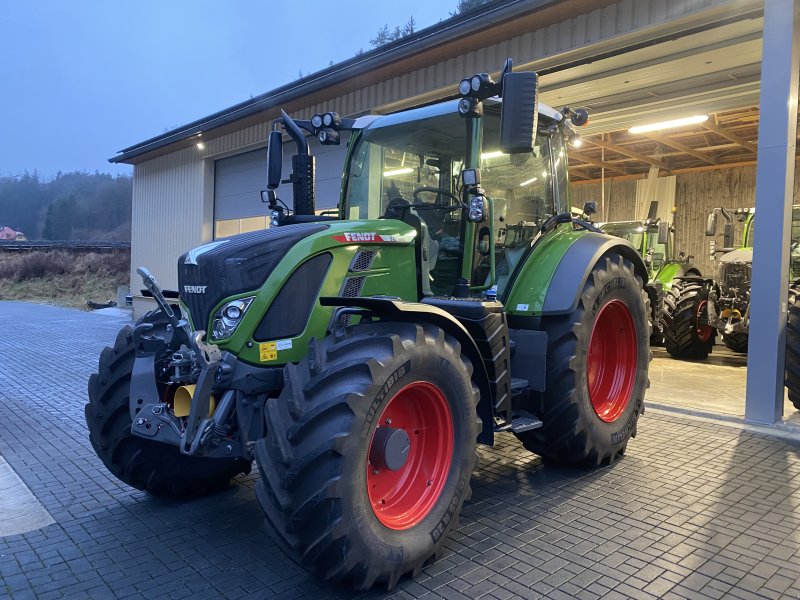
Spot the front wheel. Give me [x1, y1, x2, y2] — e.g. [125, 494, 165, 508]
[255, 322, 479, 590]
[515, 254, 650, 466]
[722, 331, 749, 353]
[663, 278, 716, 360]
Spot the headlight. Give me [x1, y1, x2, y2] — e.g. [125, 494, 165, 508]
[211, 297, 254, 341]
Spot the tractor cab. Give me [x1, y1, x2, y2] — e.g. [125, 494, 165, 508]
[341, 99, 570, 297]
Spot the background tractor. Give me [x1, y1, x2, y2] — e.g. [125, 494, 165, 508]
[663, 205, 800, 359]
[598, 211, 700, 345]
[85, 60, 650, 590]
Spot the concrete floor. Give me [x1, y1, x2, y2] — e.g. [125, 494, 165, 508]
[648, 345, 800, 427]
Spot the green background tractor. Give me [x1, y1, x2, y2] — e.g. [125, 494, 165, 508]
[663, 206, 800, 360]
[598, 216, 701, 345]
[85, 61, 650, 590]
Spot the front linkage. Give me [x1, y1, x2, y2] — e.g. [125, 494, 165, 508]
[129, 268, 277, 462]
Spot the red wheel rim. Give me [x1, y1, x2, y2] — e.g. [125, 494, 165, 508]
[366, 381, 453, 530]
[587, 300, 637, 423]
[696, 300, 713, 342]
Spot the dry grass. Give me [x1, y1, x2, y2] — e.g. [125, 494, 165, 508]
[0, 250, 130, 308]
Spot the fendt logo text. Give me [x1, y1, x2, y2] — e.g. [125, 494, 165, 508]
[183, 285, 207, 294]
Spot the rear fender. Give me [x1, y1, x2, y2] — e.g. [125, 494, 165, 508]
[540, 233, 649, 316]
[320, 296, 495, 445]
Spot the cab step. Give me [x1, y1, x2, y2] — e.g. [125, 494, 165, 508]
[493, 410, 543, 433]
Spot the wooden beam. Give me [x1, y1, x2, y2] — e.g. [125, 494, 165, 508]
[568, 151, 628, 175]
[584, 136, 670, 171]
[641, 132, 718, 165]
[702, 119, 758, 154]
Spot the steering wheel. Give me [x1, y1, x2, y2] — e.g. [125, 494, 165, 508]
[412, 187, 463, 207]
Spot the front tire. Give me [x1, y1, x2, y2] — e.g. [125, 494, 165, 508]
[255, 322, 479, 590]
[663, 278, 716, 360]
[722, 331, 749, 353]
[515, 254, 649, 466]
[84, 311, 251, 498]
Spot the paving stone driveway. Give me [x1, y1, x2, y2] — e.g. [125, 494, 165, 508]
[1, 300, 799, 600]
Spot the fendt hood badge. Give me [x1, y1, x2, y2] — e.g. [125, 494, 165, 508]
[184, 240, 230, 265]
[332, 232, 412, 243]
[183, 285, 207, 294]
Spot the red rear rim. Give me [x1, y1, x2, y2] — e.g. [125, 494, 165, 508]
[696, 300, 713, 342]
[367, 381, 453, 530]
[587, 300, 637, 423]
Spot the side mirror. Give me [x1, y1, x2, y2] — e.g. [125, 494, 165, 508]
[706, 212, 717, 236]
[583, 201, 597, 217]
[709, 240, 717, 261]
[723, 223, 734, 249]
[267, 130, 283, 190]
[500, 71, 539, 154]
[657, 221, 669, 245]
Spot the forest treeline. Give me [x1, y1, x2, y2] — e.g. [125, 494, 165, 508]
[0, 171, 132, 241]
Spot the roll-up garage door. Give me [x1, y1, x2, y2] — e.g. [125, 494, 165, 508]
[213, 133, 350, 239]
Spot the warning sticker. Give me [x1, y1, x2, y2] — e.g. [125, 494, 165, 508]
[276, 339, 292, 351]
[515, 303, 530, 311]
[259, 342, 277, 362]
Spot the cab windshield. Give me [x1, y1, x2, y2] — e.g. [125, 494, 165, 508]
[342, 101, 567, 294]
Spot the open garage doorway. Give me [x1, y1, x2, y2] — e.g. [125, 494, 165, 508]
[568, 104, 800, 426]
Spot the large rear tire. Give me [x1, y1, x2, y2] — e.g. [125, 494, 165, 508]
[84, 311, 251, 498]
[514, 254, 649, 466]
[255, 322, 479, 590]
[663, 278, 716, 360]
[785, 283, 800, 411]
[722, 331, 749, 353]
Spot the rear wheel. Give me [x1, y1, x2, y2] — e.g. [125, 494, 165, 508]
[663, 278, 716, 360]
[255, 322, 479, 590]
[515, 254, 649, 466]
[785, 283, 800, 411]
[84, 311, 251, 498]
[722, 331, 749, 353]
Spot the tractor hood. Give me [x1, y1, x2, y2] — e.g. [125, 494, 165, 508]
[719, 248, 753, 265]
[178, 223, 329, 329]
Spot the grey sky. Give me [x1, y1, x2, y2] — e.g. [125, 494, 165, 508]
[0, 1, 449, 178]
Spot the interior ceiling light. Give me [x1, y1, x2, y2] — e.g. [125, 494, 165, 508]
[481, 150, 505, 160]
[383, 167, 413, 177]
[629, 115, 708, 134]
[196, 142, 205, 150]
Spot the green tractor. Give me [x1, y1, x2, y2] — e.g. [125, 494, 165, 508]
[85, 61, 650, 589]
[598, 215, 701, 345]
[663, 206, 800, 359]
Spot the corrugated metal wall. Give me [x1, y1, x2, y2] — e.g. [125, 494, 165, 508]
[130, 148, 207, 293]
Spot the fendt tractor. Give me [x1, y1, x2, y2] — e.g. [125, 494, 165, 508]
[598, 211, 700, 345]
[86, 61, 650, 589]
[663, 205, 800, 360]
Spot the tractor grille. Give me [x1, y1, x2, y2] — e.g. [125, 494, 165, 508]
[721, 263, 751, 292]
[342, 276, 366, 298]
[349, 250, 376, 272]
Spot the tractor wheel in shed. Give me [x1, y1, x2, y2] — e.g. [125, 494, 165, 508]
[662, 278, 716, 360]
[785, 282, 800, 411]
[722, 332, 749, 353]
